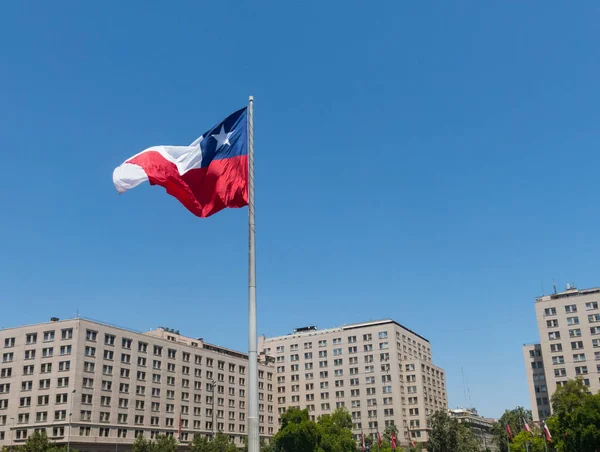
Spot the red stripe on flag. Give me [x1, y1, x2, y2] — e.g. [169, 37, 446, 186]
[128, 151, 248, 218]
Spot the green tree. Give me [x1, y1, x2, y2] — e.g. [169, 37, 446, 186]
[133, 435, 153, 452]
[491, 407, 532, 452]
[152, 435, 178, 452]
[316, 408, 355, 452]
[456, 423, 480, 452]
[272, 408, 321, 452]
[426, 410, 480, 452]
[510, 430, 546, 452]
[211, 432, 238, 452]
[426, 410, 459, 452]
[20, 431, 73, 452]
[549, 379, 600, 452]
[189, 434, 212, 452]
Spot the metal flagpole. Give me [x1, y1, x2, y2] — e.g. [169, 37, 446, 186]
[247, 95, 259, 452]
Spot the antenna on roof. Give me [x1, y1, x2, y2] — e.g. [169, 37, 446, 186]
[553, 278, 557, 294]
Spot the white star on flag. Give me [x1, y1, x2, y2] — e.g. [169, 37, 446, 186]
[211, 124, 233, 148]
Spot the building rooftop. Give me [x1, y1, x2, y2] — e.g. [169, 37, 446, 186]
[536, 285, 600, 303]
[264, 318, 430, 343]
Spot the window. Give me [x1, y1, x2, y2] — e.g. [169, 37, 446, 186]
[546, 319, 558, 327]
[589, 314, 600, 323]
[592, 327, 600, 336]
[104, 350, 114, 360]
[569, 329, 582, 338]
[43, 331, 55, 342]
[3, 353, 14, 363]
[23, 365, 34, 375]
[84, 362, 95, 373]
[153, 346, 162, 356]
[42, 347, 53, 358]
[573, 353, 586, 362]
[26, 333, 37, 344]
[86, 330, 97, 341]
[548, 331, 561, 340]
[550, 343, 563, 352]
[571, 341, 584, 350]
[61, 328, 73, 340]
[586, 302, 599, 310]
[1, 368, 12, 378]
[544, 307, 556, 316]
[85, 346, 95, 357]
[4, 338, 15, 348]
[56, 393, 68, 404]
[122, 353, 131, 364]
[567, 317, 580, 325]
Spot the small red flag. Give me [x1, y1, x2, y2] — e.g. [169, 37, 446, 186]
[378, 432, 382, 448]
[505, 423, 513, 441]
[362, 433, 365, 452]
[523, 418, 532, 434]
[391, 433, 397, 451]
[543, 421, 552, 442]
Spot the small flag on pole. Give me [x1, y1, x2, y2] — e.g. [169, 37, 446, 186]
[113, 107, 249, 218]
[378, 432, 382, 448]
[542, 421, 552, 442]
[361, 432, 365, 452]
[523, 418, 532, 434]
[505, 423, 513, 441]
[391, 432, 397, 451]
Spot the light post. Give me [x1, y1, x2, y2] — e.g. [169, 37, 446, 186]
[67, 389, 76, 452]
[210, 380, 216, 439]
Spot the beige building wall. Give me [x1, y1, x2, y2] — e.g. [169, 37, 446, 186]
[522, 344, 550, 421]
[0, 318, 275, 451]
[259, 319, 447, 447]
[523, 286, 600, 421]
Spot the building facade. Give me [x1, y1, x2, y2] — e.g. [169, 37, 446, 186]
[448, 408, 497, 452]
[0, 318, 275, 451]
[523, 285, 600, 421]
[259, 319, 447, 447]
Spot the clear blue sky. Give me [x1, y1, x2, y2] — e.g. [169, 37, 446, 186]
[1, 2, 599, 419]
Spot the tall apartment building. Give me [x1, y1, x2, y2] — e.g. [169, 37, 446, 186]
[259, 319, 447, 447]
[523, 285, 600, 421]
[0, 318, 275, 452]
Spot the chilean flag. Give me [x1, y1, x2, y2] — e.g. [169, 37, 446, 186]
[113, 107, 248, 218]
[542, 421, 552, 442]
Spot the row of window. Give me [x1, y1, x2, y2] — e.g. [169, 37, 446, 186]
[546, 314, 600, 328]
[544, 301, 599, 317]
[3, 329, 74, 348]
[269, 331, 430, 354]
[548, 327, 600, 340]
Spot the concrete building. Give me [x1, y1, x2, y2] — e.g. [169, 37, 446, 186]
[448, 408, 497, 452]
[259, 319, 447, 447]
[0, 318, 275, 451]
[523, 284, 600, 421]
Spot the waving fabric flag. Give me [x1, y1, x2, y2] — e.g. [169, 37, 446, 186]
[523, 418, 532, 434]
[391, 432, 397, 451]
[542, 421, 552, 442]
[505, 423, 513, 441]
[113, 107, 248, 218]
